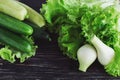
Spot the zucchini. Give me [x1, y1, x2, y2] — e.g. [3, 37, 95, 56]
[0, 13, 33, 35]
[0, 27, 32, 53]
[0, 0, 27, 20]
[17, 1, 45, 27]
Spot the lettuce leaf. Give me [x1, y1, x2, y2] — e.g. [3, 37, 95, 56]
[41, 0, 120, 76]
[81, 4, 120, 76]
[41, 0, 67, 33]
[105, 46, 120, 77]
[0, 37, 37, 63]
[58, 25, 85, 60]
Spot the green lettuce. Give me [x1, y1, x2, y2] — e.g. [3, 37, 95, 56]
[58, 25, 85, 60]
[41, 0, 67, 33]
[80, 4, 120, 76]
[41, 0, 120, 77]
[0, 37, 37, 63]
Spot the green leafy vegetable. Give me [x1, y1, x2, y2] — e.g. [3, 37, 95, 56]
[105, 46, 120, 77]
[41, 0, 120, 77]
[58, 25, 85, 60]
[41, 0, 67, 33]
[0, 37, 37, 63]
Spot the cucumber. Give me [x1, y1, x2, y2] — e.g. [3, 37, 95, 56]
[0, 0, 27, 20]
[0, 27, 32, 53]
[17, 1, 45, 27]
[24, 21, 51, 41]
[0, 13, 33, 35]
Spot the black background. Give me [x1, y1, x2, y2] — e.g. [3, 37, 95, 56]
[0, 0, 119, 80]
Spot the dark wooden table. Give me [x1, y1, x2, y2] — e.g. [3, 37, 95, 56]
[0, 0, 120, 80]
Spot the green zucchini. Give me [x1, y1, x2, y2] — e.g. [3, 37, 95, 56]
[0, 13, 33, 35]
[0, 0, 27, 20]
[0, 27, 32, 53]
[17, 1, 45, 27]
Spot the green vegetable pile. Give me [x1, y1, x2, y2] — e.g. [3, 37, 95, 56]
[0, 0, 48, 63]
[41, 0, 120, 76]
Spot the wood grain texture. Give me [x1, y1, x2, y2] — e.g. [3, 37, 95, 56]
[0, 0, 120, 80]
